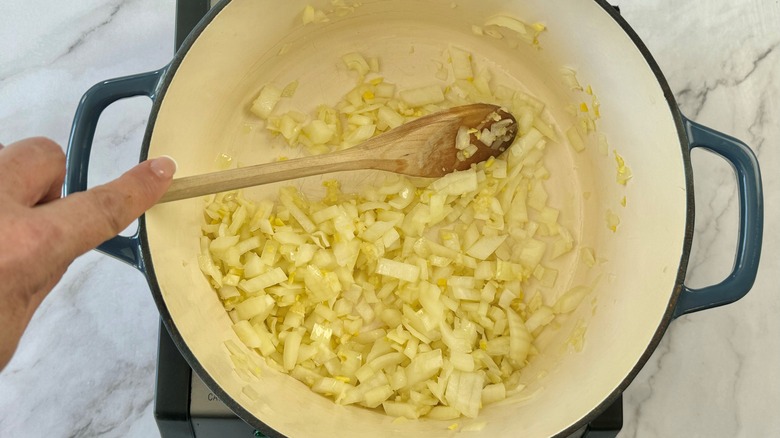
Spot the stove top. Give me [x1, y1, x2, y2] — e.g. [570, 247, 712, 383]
[154, 2, 623, 437]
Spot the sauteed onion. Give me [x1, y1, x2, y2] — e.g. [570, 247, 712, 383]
[199, 46, 593, 420]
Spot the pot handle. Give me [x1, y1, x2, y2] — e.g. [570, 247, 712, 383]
[64, 68, 168, 272]
[673, 117, 763, 318]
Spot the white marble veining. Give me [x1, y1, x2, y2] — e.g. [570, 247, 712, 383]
[0, 1, 175, 437]
[613, 2, 780, 436]
[0, 1, 777, 437]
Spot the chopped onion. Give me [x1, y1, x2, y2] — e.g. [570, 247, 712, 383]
[614, 151, 633, 185]
[250, 84, 283, 119]
[199, 42, 616, 422]
[430, 168, 478, 196]
[303, 120, 335, 144]
[376, 258, 421, 282]
[466, 235, 507, 260]
[301, 5, 328, 24]
[606, 209, 621, 232]
[554, 286, 591, 314]
[399, 85, 445, 107]
[235, 295, 275, 321]
[383, 401, 426, 420]
[444, 370, 484, 418]
[449, 46, 474, 81]
[485, 15, 528, 36]
[238, 267, 287, 294]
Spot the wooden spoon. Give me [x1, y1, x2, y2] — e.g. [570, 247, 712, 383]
[159, 103, 517, 203]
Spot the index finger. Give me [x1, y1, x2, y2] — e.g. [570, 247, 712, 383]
[38, 156, 176, 261]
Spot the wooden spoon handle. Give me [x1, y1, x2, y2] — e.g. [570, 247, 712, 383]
[159, 147, 376, 203]
[158, 121, 420, 203]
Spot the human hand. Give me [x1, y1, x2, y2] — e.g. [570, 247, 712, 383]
[0, 137, 176, 370]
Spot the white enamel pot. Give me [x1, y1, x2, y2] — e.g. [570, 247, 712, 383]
[65, 1, 763, 437]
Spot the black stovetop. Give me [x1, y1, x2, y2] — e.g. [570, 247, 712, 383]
[153, 2, 623, 437]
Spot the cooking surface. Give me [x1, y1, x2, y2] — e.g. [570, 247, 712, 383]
[0, 0, 777, 437]
[147, 2, 687, 437]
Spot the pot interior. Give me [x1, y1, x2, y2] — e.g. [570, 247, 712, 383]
[145, 0, 688, 436]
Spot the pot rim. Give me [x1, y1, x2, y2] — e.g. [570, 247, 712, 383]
[137, 1, 694, 436]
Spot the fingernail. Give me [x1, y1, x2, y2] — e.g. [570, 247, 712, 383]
[150, 155, 177, 179]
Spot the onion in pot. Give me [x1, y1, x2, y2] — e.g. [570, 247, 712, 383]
[199, 19, 633, 419]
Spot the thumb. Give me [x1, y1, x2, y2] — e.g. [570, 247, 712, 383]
[42, 156, 177, 260]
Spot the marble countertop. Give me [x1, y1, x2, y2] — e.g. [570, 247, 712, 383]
[0, 1, 777, 437]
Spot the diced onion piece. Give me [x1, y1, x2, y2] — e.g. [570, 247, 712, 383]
[281, 80, 299, 98]
[302, 5, 328, 24]
[303, 120, 335, 144]
[581, 247, 597, 267]
[376, 258, 420, 282]
[554, 286, 591, 314]
[444, 370, 484, 418]
[343, 52, 370, 76]
[252, 323, 278, 356]
[210, 235, 240, 253]
[304, 265, 341, 302]
[427, 405, 462, 420]
[399, 85, 445, 107]
[518, 238, 545, 269]
[552, 226, 574, 259]
[312, 205, 341, 224]
[561, 67, 583, 91]
[377, 106, 405, 130]
[382, 401, 424, 420]
[481, 382, 506, 405]
[485, 337, 509, 356]
[484, 15, 528, 36]
[524, 306, 554, 332]
[466, 235, 507, 260]
[345, 124, 376, 144]
[198, 254, 223, 286]
[405, 349, 443, 387]
[430, 168, 478, 196]
[614, 151, 633, 185]
[232, 320, 262, 349]
[449, 46, 474, 81]
[283, 329, 304, 370]
[506, 308, 531, 367]
[239, 267, 288, 294]
[235, 295, 275, 321]
[606, 209, 621, 232]
[456, 126, 470, 151]
[219, 285, 241, 300]
[450, 351, 475, 372]
[251, 84, 282, 119]
[364, 384, 394, 408]
[312, 377, 353, 398]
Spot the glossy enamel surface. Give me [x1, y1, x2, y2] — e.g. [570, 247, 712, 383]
[142, 1, 690, 436]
